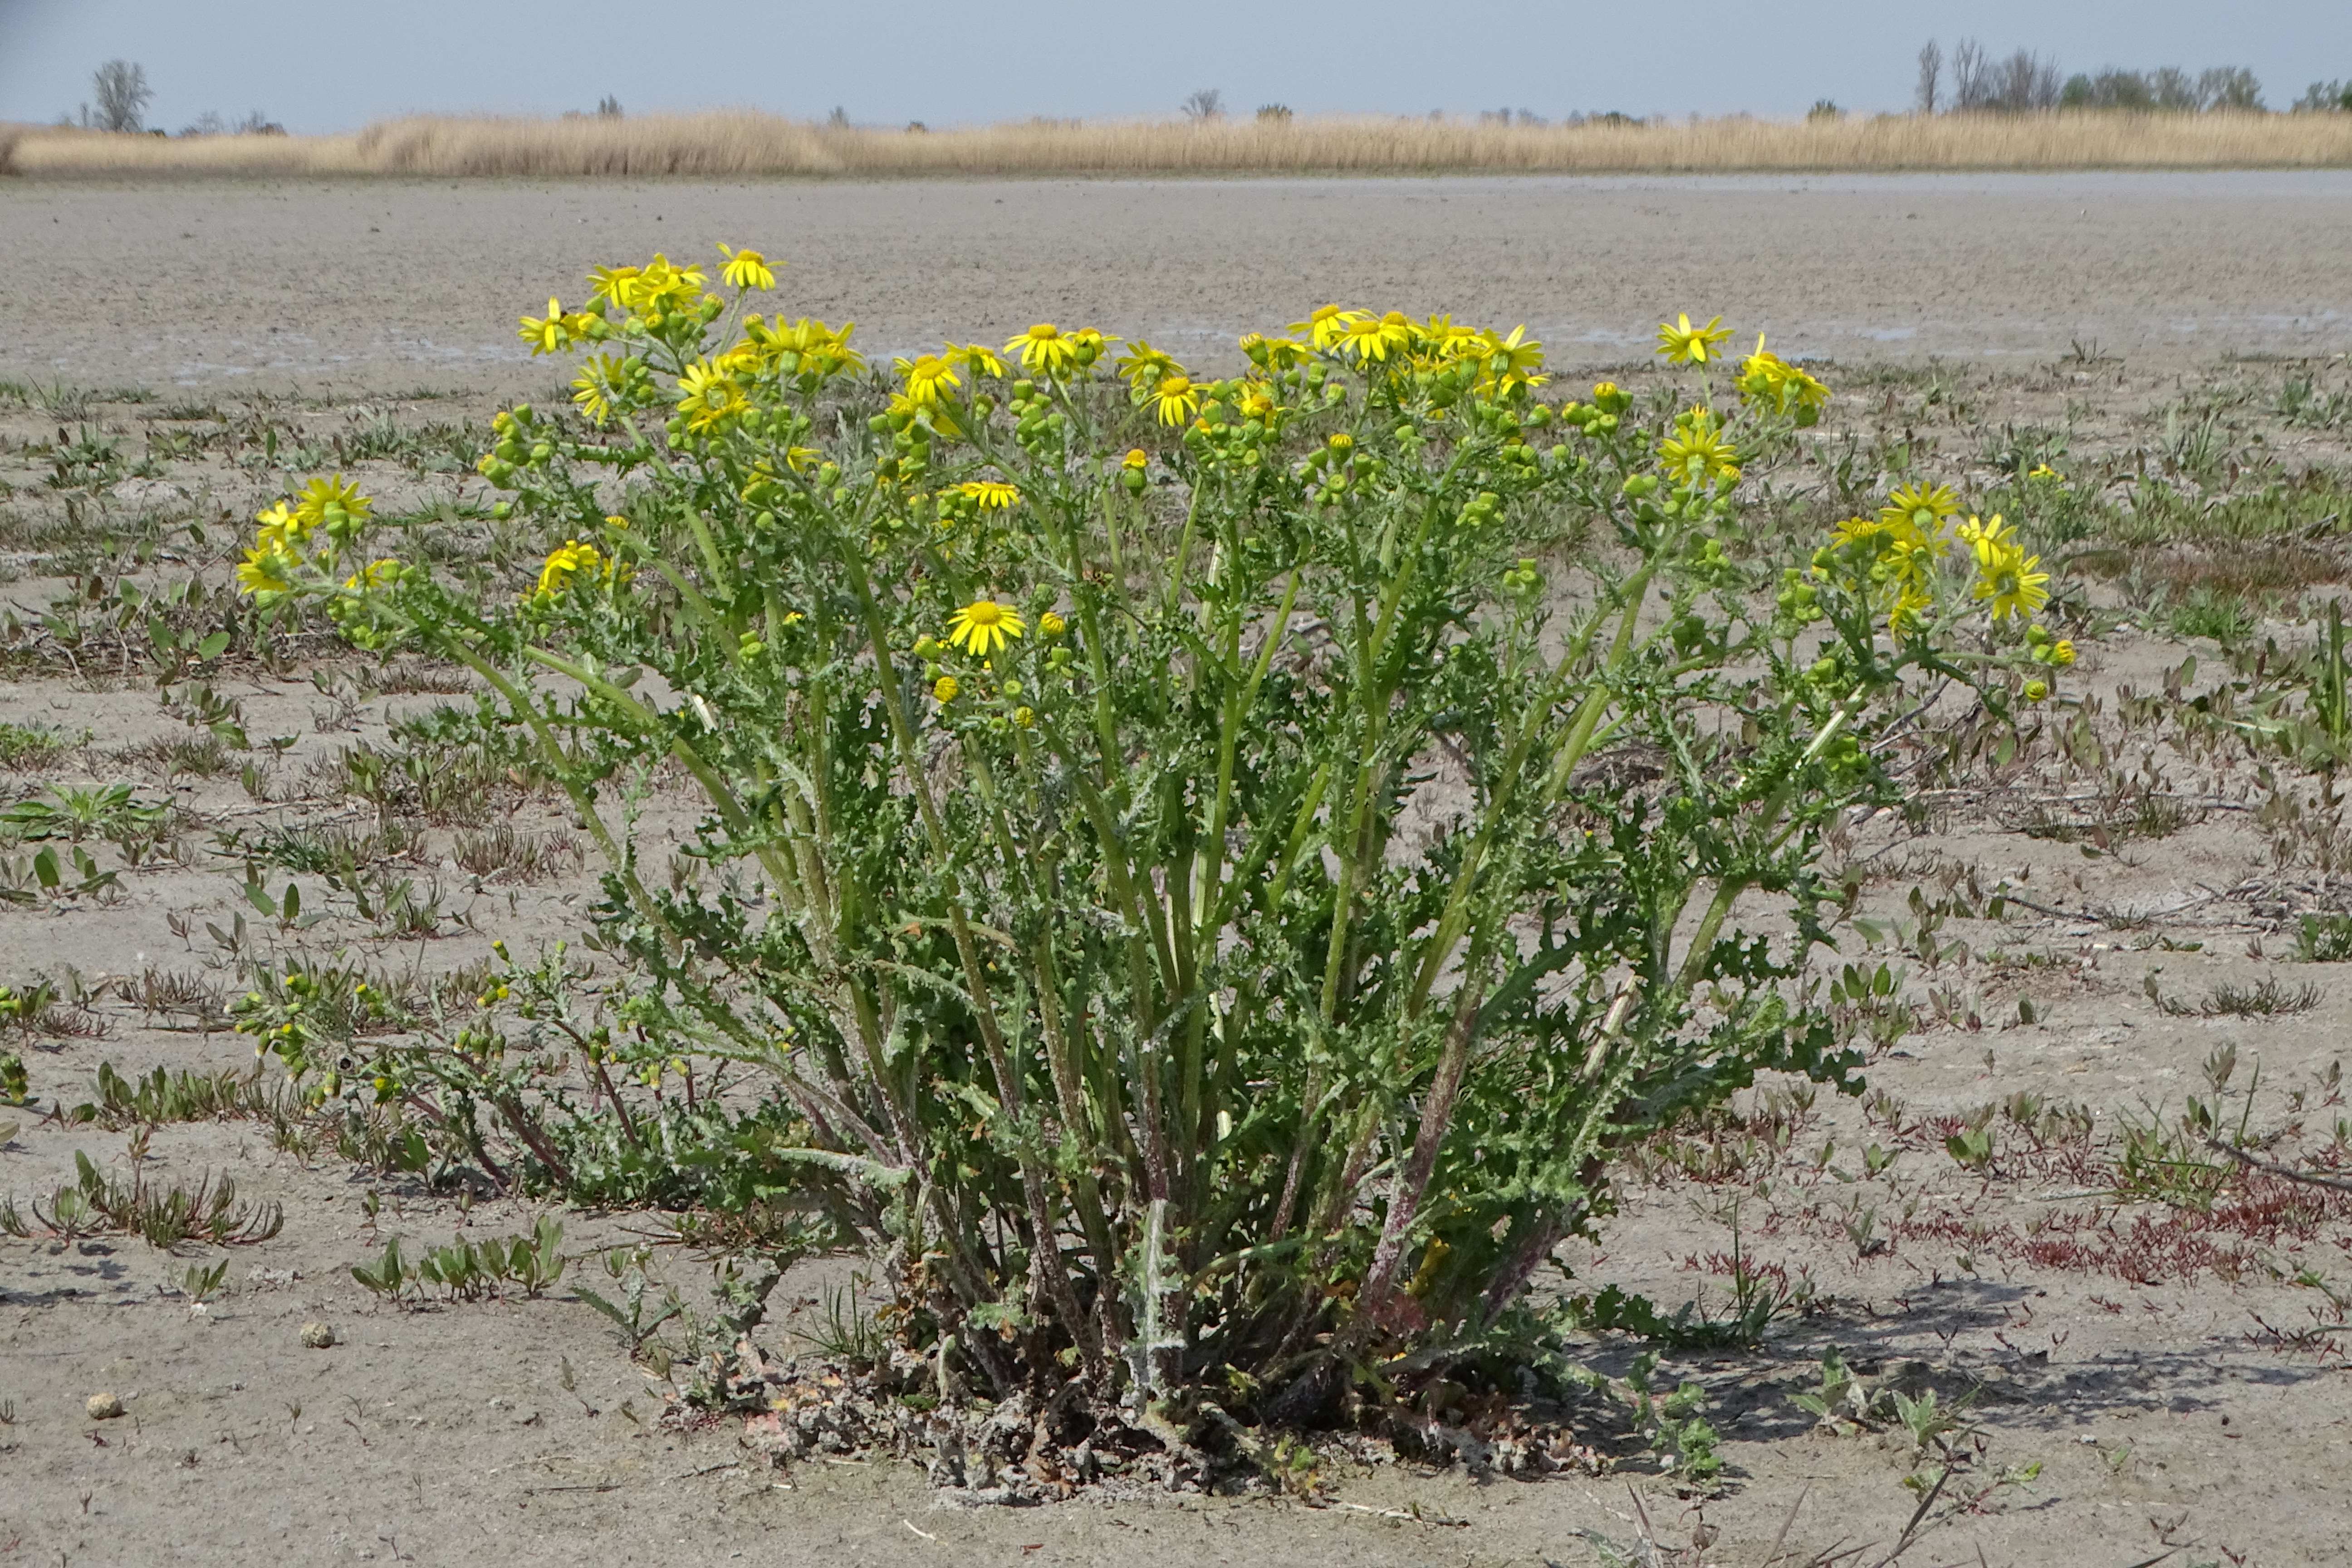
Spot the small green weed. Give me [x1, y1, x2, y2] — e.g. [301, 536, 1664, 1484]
[2297, 912, 2352, 961]
[0, 1151, 282, 1250]
[0, 782, 165, 842]
[0, 722, 85, 771]
[69, 1062, 270, 1130]
[2201, 977, 2322, 1017]
[1618, 1351, 1721, 1485]
[350, 1217, 567, 1305]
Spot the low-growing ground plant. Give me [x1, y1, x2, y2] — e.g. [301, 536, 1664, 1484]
[230, 253, 2067, 1441]
[2298, 912, 2352, 961]
[69, 1061, 272, 1130]
[0, 1150, 283, 1250]
[350, 1215, 566, 1303]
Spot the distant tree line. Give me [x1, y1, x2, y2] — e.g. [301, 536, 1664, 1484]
[57, 59, 280, 136]
[1913, 39, 2278, 114]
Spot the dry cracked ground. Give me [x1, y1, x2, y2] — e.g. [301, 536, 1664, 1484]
[3, 175, 2352, 1567]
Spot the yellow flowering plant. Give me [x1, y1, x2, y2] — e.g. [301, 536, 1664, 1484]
[238, 268, 2072, 1435]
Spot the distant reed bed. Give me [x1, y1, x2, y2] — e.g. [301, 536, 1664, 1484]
[5, 109, 2349, 179]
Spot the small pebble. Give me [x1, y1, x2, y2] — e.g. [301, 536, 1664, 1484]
[300, 1321, 337, 1349]
[87, 1391, 124, 1420]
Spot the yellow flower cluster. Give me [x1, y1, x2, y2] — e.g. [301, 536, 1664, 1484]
[1827, 483, 1962, 636]
[1280, 308, 1548, 395]
[1734, 335, 1830, 420]
[236, 476, 374, 603]
[1822, 484, 2054, 643]
[529, 539, 611, 603]
[588, 253, 709, 318]
[676, 359, 748, 431]
[735, 315, 862, 379]
[1003, 323, 1109, 377]
[1957, 514, 2050, 624]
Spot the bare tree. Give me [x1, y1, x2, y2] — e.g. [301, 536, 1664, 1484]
[1180, 88, 1225, 122]
[1990, 49, 2063, 111]
[1916, 39, 1944, 114]
[90, 59, 152, 133]
[1950, 38, 1989, 110]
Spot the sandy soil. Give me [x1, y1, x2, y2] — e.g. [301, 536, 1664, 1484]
[3, 173, 2352, 396]
[4, 179, 2352, 1567]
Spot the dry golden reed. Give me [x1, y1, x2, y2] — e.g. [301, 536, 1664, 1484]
[5, 109, 2350, 179]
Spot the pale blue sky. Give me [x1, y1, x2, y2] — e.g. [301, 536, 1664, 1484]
[1, 0, 2347, 133]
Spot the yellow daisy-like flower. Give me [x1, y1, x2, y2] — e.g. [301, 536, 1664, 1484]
[532, 540, 605, 601]
[1657, 408, 1740, 484]
[1828, 515, 1889, 549]
[1244, 333, 1313, 370]
[1955, 512, 2019, 561]
[1149, 373, 1203, 426]
[747, 315, 866, 377]
[716, 243, 777, 291]
[957, 480, 1020, 510]
[2028, 463, 2064, 482]
[1734, 335, 1830, 416]
[519, 298, 576, 357]
[291, 475, 372, 542]
[1475, 324, 1547, 395]
[1337, 312, 1412, 363]
[1122, 448, 1149, 471]
[2051, 637, 2077, 666]
[1881, 484, 1962, 539]
[586, 265, 640, 309]
[1886, 534, 1942, 596]
[1887, 581, 1935, 641]
[1655, 313, 1733, 365]
[895, 352, 962, 406]
[571, 353, 630, 425]
[933, 676, 959, 703]
[887, 391, 964, 439]
[675, 359, 745, 431]
[253, 498, 303, 549]
[1114, 340, 1179, 389]
[235, 544, 296, 599]
[946, 598, 1025, 658]
[1038, 611, 1067, 636]
[1421, 314, 1484, 355]
[1972, 541, 2050, 623]
[1004, 323, 1079, 377]
[618, 253, 707, 315]
[342, 558, 402, 592]
[950, 342, 1008, 378]
[1289, 305, 1364, 351]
